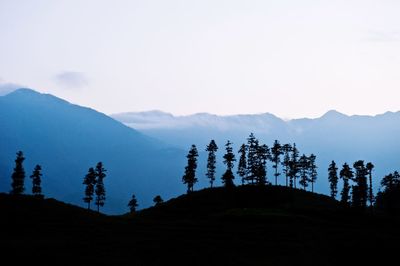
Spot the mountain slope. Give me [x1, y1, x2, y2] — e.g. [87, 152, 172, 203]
[112, 110, 400, 194]
[0, 89, 186, 213]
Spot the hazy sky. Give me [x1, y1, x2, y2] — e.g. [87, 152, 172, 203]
[0, 0, 399, 118]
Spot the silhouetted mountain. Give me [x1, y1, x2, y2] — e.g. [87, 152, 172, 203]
[113, 110, 400, 194]
[0, 89, 186, 213]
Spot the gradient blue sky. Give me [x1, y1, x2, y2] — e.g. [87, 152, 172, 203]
[0, 0, 399, 118]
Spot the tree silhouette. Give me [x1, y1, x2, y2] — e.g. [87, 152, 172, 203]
[205, 140, 218, 188]
[153, 195, 164, 206]
[83, 167, 96, 210]
[366, 162, 374, 208]
[222, 140, 236, 187]
[352, 160, 368, 209]
[308, 154, 317, 192]
[94, 162, 107, 212]
[339, 163, 353, 206]
[253, 143, 270, 186]
[328, 161, 338, 199]
[182, 145, 199, 193]
[10, 151, 25, 195]
[245, 133, 258, 185]
[128, 194, 138, 213]
[298, 154, 309, 190]
[271, 140, 283, 185]
[281, 144, 292, 187]
[237, 144, 247, 185]
[376, 171, 400, 212]
[289, 144, 299, 188]
[30, 164, 43, 197]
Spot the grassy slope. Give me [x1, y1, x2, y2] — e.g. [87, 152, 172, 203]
[1, 187, 399, 265]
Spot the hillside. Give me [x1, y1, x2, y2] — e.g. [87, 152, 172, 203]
[112, 110, 400, 193]
[0, 89, 186, 213]
[2, 187, 400, 265]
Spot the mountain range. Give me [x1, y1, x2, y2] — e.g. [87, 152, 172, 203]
[112, 109, 400, 194]
[0, 89, 186, 213]
[1, 88, 399, 213]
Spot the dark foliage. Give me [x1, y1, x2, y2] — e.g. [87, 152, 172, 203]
[30, 164, 43, 197]
[83, 167, 96, 210]
[94, 162, 106, 212]
[10, 151, 25, 195]
[182, 145, 199, 193]
[205, 140, 218, 188]
[328, 161, 338, 199]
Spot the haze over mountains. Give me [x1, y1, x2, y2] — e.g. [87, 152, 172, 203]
[1, 88, 399, 213]
[0, 89, 186, 213]
[113, 110, 400, 193]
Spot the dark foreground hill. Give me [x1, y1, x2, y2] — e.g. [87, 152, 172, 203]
[2, 187, 400, 265]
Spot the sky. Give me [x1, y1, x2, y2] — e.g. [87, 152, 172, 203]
[0, 0, 399, 118]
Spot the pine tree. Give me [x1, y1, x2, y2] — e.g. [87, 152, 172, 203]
[352, 160, 368, 209]
[255, 143, 270, 186]
[281, 144, 292, 187]
[182, 145, 199, 193]
[128, 194, 138, 213]
[298, 154, 309, 190]
[30, 165, 43, 197]
[366, 162, 375, 208]
[328, 161, 339, 199]
[222, 140, 236, 187]
[10, 151, 25, 195]
[205, 140, 218, 188]
[271, 140, 283, 186]
[94, 162, 107, 212]
[289, 143, 299, 188]
[83, 167, 96, 210]
[237, 144, 247, 185]
[153, 195, 164, 206]
[245, 133, 258, 185]
[339, 163, 353, 206]
[308, 154, 317, 192]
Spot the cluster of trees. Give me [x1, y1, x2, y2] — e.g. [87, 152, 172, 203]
[82, 162, 107, 212]
[327, 160, 375, 209]
[182, 133, 318, 193]
[127, 194, 163, 213]
[9, 151, 43, 198]
[375, 171, 400, 212]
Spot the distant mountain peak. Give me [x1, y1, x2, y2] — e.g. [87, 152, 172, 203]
[320, 110, 347, 119]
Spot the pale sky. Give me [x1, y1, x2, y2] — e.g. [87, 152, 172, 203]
[0, 0, 399, 118]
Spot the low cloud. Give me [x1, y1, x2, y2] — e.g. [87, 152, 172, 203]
[54, 71, 88, 89]
[0, 82, 22, 96]
[365, 30, 400, 42]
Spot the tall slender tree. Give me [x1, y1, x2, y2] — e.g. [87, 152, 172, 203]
[222, 140, 236, 187]
[30, 165, 43, 197]
[246, 133, 259, 185]
[352, 160, 368, 209]
[255, 144, 270, 186]
[237, 144, 247, 185]
[94, 162, 107, 212]
[328, 161, 339, 199]
[281, 144, 292, 187]
[339, 163, 354, 206]
[128, 194, 138, 213]
[83, 167, 96, 210]
[366, 162, 375, 208]
[205, 140, 218, 188]
[10, 151, 25, 195]
[289, 143, 299, 188]
[308, 154, 317, 192]
[182, 145, 199, 193]
[298, 154, 309, 190]
[271, 140, 283, 185]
